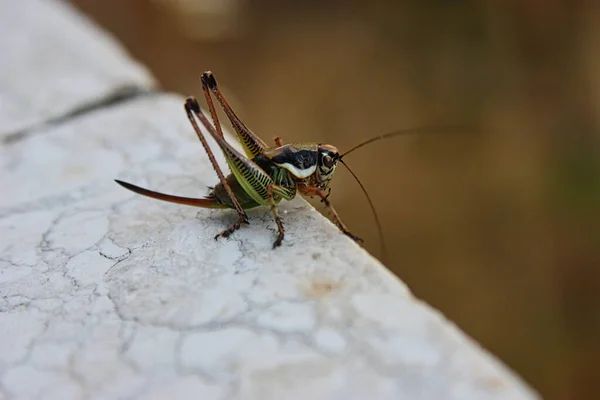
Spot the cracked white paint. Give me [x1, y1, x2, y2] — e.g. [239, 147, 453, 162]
[0, 0, 539, 397]
[0, 0, 155, 137]
[0, 93, 539, 400]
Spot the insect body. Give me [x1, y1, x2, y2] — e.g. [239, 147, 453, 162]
[116, 71, 364, 248]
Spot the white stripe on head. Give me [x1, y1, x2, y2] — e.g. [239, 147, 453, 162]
[278, 163, 316, 178]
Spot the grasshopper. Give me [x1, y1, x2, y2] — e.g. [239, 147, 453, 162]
[116, 71, 455, 250]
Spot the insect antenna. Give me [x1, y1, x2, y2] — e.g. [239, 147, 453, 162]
[338, 124, 474, 260]
[338, 159, 387, 261]
[341, 125, 472, 157]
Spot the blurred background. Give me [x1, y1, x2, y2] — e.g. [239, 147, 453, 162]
[69, 1, 599, 398]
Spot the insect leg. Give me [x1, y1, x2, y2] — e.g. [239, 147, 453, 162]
[267, 185, 285, 248]
[298, 184, 364, 243]
[265, 183, 296, 248]
[200, 74, 225, 139]
[185, 97, 249, 239]
[201, 71, 268, 158]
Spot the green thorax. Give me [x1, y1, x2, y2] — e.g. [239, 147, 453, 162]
[210, 153, 297, 210]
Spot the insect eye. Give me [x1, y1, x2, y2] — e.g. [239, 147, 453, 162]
[322, 155, 334, 169]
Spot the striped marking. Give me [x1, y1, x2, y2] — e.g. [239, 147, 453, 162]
[276, 163, 316, 179]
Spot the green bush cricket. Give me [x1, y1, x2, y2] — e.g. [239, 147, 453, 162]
[116, 71, 462, 253]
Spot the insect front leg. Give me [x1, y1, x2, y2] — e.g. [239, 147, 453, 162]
[184, 97, 250, 239]
[298, 184, 364, 244]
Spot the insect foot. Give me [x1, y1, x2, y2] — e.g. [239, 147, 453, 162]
[343, 230, 364, 244]
[214, 216, 248, 241]
[272, 232, 285, 249]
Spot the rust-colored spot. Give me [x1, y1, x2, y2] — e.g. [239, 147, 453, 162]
[484, 376, 506, 389]
[302, 279, 344, 298]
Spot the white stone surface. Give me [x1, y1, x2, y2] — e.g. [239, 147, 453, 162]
[0, 0, 155, 138]
[0, 94, 539, 399]
[0, 0, 538, 398]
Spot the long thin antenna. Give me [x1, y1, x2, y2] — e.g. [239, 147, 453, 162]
[339, 159, 387, 261]
[338, 124, 475, 260]
[341, 125, 472, 158]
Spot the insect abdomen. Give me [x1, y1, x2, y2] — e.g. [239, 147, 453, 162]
[211, 174, 261, 209]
